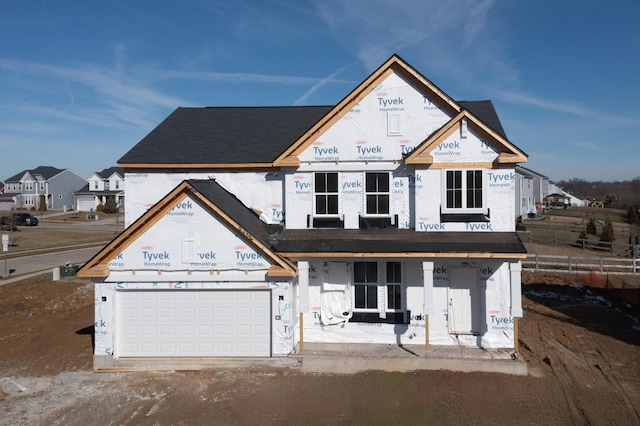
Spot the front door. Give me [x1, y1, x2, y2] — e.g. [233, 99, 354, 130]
[448, 268, 480, 335]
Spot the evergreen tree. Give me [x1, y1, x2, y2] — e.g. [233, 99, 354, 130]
[586, 218, 597, 235]
[599, 218, 615, 243]
[628, 204, 638, 224]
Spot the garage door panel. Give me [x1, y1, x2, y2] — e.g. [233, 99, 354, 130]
[116, 289, 271, 357]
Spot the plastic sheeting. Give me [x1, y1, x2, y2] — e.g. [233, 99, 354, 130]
[319, 262, 353, 326]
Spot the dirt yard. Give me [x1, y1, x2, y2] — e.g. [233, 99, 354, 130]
[1, 272, 639, 425]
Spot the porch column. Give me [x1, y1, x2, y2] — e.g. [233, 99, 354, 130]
[509, 260, 523, 317]
[298, 261, 309, 352]
[422, 261, 434, 351]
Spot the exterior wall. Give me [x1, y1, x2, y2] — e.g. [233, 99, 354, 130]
[284, 166, 413, 230]
[49, 170, 86, 210]
[298, 259, 516, 349]
[109, 194, 271, 272]
[124, 171, 284, 227]
[414, 168, 516, 232]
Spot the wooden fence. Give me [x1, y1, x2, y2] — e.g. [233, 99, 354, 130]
[522, 254, 639, 275]
[517, 230, 639, 258]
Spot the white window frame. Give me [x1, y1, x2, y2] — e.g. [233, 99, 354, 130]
[313, 172, 339, 218]
[24, 182, 33, 191]
[442, 169, 487, 214]
[364, 172, 391, 217]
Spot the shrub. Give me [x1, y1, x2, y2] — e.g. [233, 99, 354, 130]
[599, 218, 615, 243]
[586, 218, 597, 235]
[628, 205, 638, 224]
[96, 204, 105, 212]
[102, 198, 118, 214]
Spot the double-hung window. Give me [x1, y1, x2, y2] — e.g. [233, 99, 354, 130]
[365, 172, 389, 216]
[314, 172, 338, 216]
[354, 261, 378, 310]
[444, 170, 484, 213]
[386, 261, 402, 310]
[353, 261, 405, 323]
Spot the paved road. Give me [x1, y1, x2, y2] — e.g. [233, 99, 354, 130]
[0, 246, 102, 282]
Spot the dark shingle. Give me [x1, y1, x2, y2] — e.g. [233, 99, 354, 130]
[119, 106, 332, 165]
[187, 179, 282, 248]
[459, 100, 508, 140]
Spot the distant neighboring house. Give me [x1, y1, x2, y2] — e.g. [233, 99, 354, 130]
[74, 167, 125, 212]
[0, 183, 13, 210]
[515, 166, 536, 219]
[516, 166, 549, 214]
[2, 166, 86, 210]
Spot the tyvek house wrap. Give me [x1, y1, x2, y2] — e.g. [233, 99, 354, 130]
[109, 194, 271, 272]
[320, 262, 353, 326]
[124, 172, 284, 228]
[297, 72, 451, 164]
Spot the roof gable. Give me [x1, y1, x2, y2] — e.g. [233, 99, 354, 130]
[405, 109, 527, 166]
[78, 180, 295, 278]
[274, 54, 463, 166]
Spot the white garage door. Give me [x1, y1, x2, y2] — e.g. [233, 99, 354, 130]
[115, 289, 272, 357]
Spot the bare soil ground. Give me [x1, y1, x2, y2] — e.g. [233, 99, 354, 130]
[1, 272, 639, 425]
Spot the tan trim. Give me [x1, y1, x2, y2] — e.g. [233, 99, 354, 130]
[77, 264, 110, 278]
[78, 183, 192, 278]
[299, 313, 304, 351]
[279, 252, 527, 259]
[273, 55, 464, 167]
[406, 110, 528, 165]
[423, 162, 498, 169]
[267, 265, 296, 278]
[78, 181, 297, 278]
[514, 317, 519, 353]
[119, 163, 275, 170]
[425, 314, 430, 351]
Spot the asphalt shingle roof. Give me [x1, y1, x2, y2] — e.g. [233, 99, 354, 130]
[5, 166, 64, 182]
[119, 106, 333, 165]
[458, 100, 508, 139]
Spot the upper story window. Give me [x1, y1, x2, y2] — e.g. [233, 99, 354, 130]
[314, 172, 338, 216]
[365, 172, 389, 216]
[24, 182, 34, 191]
[444, 170, 484, 212]
[39, 183, 45, 192]
[115, 180, 120, 189]
[93, 181, 99, 189]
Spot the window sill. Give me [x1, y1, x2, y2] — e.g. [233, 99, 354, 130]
[440, 213, 490, 223]
[350, 311, 409, 324]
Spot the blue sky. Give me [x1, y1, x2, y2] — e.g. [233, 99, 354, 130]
[1, 0, 639, 183]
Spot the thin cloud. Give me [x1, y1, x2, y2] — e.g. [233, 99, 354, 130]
[313, 0, 512, 84]
[159, 69, 353, 86]
[494, 88, 640, 126]
[294, 62, 355, 105]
